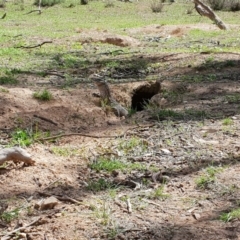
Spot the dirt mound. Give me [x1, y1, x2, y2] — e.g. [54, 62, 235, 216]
[76, 29, 141, 47]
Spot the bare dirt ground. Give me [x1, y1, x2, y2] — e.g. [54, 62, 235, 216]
[1, 24, 240, 240]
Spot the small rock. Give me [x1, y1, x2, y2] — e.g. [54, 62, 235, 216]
[35, 196, 59, 210]
[161, 148, 172, 155]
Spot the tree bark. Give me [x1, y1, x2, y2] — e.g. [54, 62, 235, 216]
[194, 0, 228, 30]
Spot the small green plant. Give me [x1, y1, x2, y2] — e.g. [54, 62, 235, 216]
[33, 89, 53, 101]
[90, 158, 126, 172]
[150, 0, 164, 13]
[195, 175, 213, 189]
[156, 109, 183, 120]
[11, 129, 32, 146]
[51, 146, 78, 157]
[150, 185, 169, 200]
[206, 166, 223, 177]
[87, 178, 115, 192]
[195, 166, 222, 189]
[128, 107, 137, 117]
[0, 87, 9, 93]
[0, 71, 18, 84]
[0, 208, 20, 223]
[10, 128, 49, 147]
[225, 94, 240, 103]
[220, 208, 240, 222]
[222, 118, 233, 126]
[118, 136, 146, 153]
[90, 157, 147, 173]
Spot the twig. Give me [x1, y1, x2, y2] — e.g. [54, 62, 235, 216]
[24, 9, 42, 15]
[33, 114, 58, 126]
[1, 13, 6, 19]
[41, 178, 62, 191]
[1, 217, 41, 240]
[126, 198, 132, 214]
[142, 199, 166, 213]
[35, 124, 156, 142]
[37, 192, 83, 204]
[35, 133, 121, 142]
[15, 41, 52, 49]
[44, 72, 65, 78]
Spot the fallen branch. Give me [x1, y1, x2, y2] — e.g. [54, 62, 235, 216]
[33, 114, 58, 126]
[1, 217, 41, 240]
[35, 124, 156, 142]
[35, 132, 121, 142]
[1, 13, 6, 19]
[24, 9, 42, 15]
[0, 147, 35, 166]
[194, 0, 228, 30]
[126, 198, 132, 214]
[15, 41, 52, 49]
[37, 192, 83, 204]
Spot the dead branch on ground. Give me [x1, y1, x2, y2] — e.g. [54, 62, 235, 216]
[24, 9, 42, 15]
[15, 41, 52, 49]
[33, 115, 58, 126]
[194, 0, 228, 30]
[1, 217, 41, 240]
[35, 124, 155, 142]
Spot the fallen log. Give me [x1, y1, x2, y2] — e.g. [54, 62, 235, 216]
[0, 147, 35, 166]
[194, 0, 228, 30]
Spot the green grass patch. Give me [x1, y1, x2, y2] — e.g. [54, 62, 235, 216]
[33, 89, 53, 101]
[89, 157, 147, 173]
[0, 87, 9, 93]
[222, 118, 233, 126]
[0, 207, 20, 223]
[51, 146, 79, 157]
[224, 94, 240, 104]
[155, 109, 207, 121]
[118, 136, 147, 153]
[220, 208, 240, 222]
[195, 166, 223, 189]
[87, 178, 116, 192]
[150, 185, 170, 200]
[10, 128, 50, 147]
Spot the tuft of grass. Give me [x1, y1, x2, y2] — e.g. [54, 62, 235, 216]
[195, 175, 214, 189]
[11, 129, 33, 147]
[0, 87, 9, 93]
[87, 178, 115, 192]
[195, 166, 223, 189]
[220, 208, 240, 222]
[222, 118, 233, 126]
[0, 208, 20, 223]
[224, 94, 240, 104]
[118, 136, 148, 154]
[51, 146, 78, 157]
[89, 157, 147, 173]
[128, 107, 137, 117]
[33, 89, 53, 101]
[10, 128, 50, 147]
[150, 185, 169, 200]
[0, 71, 18, 85]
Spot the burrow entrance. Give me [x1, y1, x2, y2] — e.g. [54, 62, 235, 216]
[131, 81, 161, 111]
